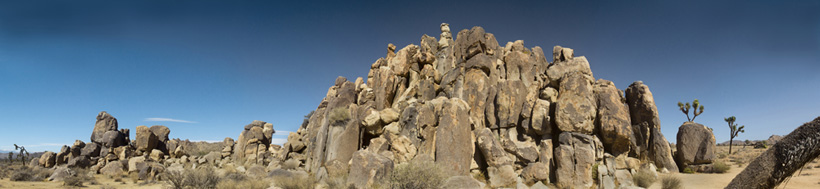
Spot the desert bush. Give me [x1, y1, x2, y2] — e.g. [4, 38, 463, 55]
[390, 160, 446, 189]
[682, 167, 694, 174]
[272, 173, 317, 189]
[9, 166, 51, 181]
[591, 163, 599, 180]
[661, 175, 682, 189]
[63, 175, 85, 187]
[713, 161, 731, 173]
[163, 167, 222, 189]
[216, 178, 270, 189]
[633, 168, 657, 188]
[328, 107, 350, 125]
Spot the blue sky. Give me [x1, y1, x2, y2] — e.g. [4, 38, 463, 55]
[1, 1, 818, 152]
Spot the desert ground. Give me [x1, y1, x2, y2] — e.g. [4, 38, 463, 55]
[2, 145, 819, 189]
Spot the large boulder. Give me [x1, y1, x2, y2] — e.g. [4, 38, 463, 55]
[101, 130, 125, 148]
[554, 132, 603, 189]
[90, 111, 118, 143]
[593, 79, 633, 156]
[442, 176, 484, 189]
[495, 80, 526, 128]
[100, 161, 125, 177]
[649, 127, 680, 173]
[676, 122, 716, 166]
[135, 125, 158, 152]
[81, 142, 101, 157]
[149, 125, 170, 143]
[453, 26, 500, 62]
[475, 128, 513, 167]
[555, 71, 596, 134]
[434, 98, 472, 176]
[346, 150, 394, 189]
[625, 81, 659, 157]
[39, 151, 56, 168]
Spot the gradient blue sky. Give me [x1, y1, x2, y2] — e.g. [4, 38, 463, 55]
[1, 1, 818, 152]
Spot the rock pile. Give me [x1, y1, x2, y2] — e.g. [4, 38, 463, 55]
[278, 24, 680, 188]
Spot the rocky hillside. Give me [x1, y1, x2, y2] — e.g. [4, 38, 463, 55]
[277, 23, 682, 188]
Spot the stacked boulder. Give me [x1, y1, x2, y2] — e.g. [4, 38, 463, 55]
[278, 24, 680, 188]
[234, 120, 276, 165]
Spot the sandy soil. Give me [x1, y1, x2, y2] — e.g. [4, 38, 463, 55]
[648, 146, 820, 189]
[0, 174, 163, 189]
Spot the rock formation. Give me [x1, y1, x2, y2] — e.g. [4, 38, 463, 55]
[278, 24, 679, 188]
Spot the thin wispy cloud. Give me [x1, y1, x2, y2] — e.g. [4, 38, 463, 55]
[271, 138, 288, 145]
[144, 118, 197, 123]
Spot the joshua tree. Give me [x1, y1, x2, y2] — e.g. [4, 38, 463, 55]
[677, 99, 704, 122]
[13, 144, 28, 164]
[724, 116, 745, 154]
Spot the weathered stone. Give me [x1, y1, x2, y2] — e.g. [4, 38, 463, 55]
[676, 122, 716, 167]
[649, 127, 679, 172]
[150, 149, 164, 162]
[495, 80, 526, 128]
[555, 71, 596, 134]
[100, 161, 125, 177]
[149, 125, 170, 143]
[434, 98, 472, 176]
[593, 79, 633, 156]
[101, 130, 125, 148]
[346, 150, 394, 189]
[614, 169, 634, 187]
[521, 162, 550, 185]
[464, 69, 489, 129]
[442, 176, 484, 189]
[531, 99, 553, 135]
[476, 128, 513, 167]
[39, 151, 56, 168]
[48, 167, 75, 181]
[135, 125, 158, 152]
[488, 165, 516, 188]
[625, 81, 660, 158]
[555, 132, 602, 188]
[504, 45, 536, 87]
[454, 26, 500, 61]
[91, 111, 118, 143]
[81, 142, 101, 157]
[379, 108, 400, 124]
[390, 135, 417, 164]
[67, 155, 89, 168]
[128, 156, 145, 173]
[546, 54, 592, 85]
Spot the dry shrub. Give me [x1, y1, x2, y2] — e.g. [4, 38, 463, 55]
[63, 175, 85, 187]
[64, 168, 96, 187]
[390, 160, 446, 189]
[163, 166, 221, 189]
[328, 107, 350, 125]
[713, 161, 731, 173]
[633, 168, 657, 188]
[10, 166, 51, 181]
[661, 175, 682, 189]
[272, 173, 317, 189]
[216, 178, 270, 189]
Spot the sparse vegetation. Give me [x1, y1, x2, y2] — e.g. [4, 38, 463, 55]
[13, 144, 29, 164]
[661, 175, 683, 189]
[216, 173, 269, 189]
[390, 160, 446, 189]
[9, 166, 52, 182]
[163, 166, 221, 189]
[713, 161, 731, 173]
[591, 163, 599, 180]
[677, 99, 704, 122]
[328, 107, 351, 125]
[633, 168, 657, 187]
[271, 173, 317, 189]
[682, 167, 694, 174]
[724, 116, 746, 154]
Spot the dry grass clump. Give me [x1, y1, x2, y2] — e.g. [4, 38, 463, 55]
[63, 168, 96, 187]
[216, 172, 270, 189]
[272, 173, 317, 189]
[712, 161, 731, 173]
[281, 159, 301, 170]
[328, 107, 350, 125]
[661, 175, 682, 189]
[632, 168, 657, 188]
[9, 166, 52, 182]
[390, 160, 446, 189]
[163, 166, 221, 189]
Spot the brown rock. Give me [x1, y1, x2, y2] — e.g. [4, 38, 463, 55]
[91, 111, 118, 143]
[135, 125, 158, 152]
[434, 98, 472, 176]
[346, 150, 394, 189]
[593, 79, 633, 156]
[676, 122, 716, 166]
[555, 71, 596, 134]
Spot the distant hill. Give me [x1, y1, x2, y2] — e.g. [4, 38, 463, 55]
[718, 135, 783, 146]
